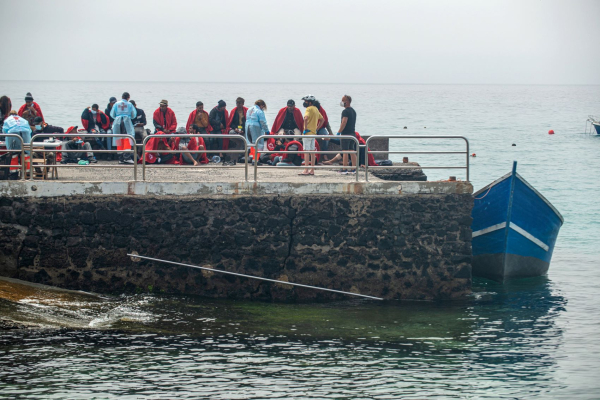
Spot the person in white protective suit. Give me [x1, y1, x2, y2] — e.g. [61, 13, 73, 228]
[110, 92, 137, 164]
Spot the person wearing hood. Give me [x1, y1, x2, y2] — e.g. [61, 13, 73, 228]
[110, 92, 137, 164]
[153, 99, 177, 134]
[245, 99, 269, 152]
[271, 99, 304, 136]
[17, 93, 44, 125]
[208, 100, 228, 158]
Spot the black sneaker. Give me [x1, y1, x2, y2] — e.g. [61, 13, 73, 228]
[88, 157, 98, 163]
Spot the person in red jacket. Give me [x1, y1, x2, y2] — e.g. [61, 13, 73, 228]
[152, 99, 177, 133]
[186, 101, 212, 134]
[171, 125, 209, 166]
[81, 104, 111, 133]
[225, 97, 248, 153]
[18, 92, 44, 125]
[271, 99, 304, 136]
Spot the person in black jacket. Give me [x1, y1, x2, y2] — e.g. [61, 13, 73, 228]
[130, 100, 147, 145]
[208, 100, 227, 157]
[105, 97, 117, 125]
[32, 116, 64, 142]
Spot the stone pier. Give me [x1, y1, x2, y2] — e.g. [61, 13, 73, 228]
[0, 176, 473, 302]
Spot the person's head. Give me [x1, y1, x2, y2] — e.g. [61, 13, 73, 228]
[176, 126, 187, 135]
[130, 100, 137, 107]
[196, 101, 204, 112]
[122, 92, 130, 100]
[286, 99, 295, 112]
[235, 97, 245, 108]
[9, 110, 17, 116]
[159, 99, 168, 111]
[0, 96, 11, 117]
[255, 99, 267, 111]
[302, 95, 315, 108]
[24, 92, 34, 106]
[217, 100, 226, 110]
[341, 95, 352, 107]
[33, 116, 43, 130]
[91, 104, 99, 112]
[275, 137, 285, 146]
[190, 124, 200, 134]
[313, 100, 321, 109]
[109, 96, 117, 105]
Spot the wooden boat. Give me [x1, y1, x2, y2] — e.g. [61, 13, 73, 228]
[471, 161, 563, 282]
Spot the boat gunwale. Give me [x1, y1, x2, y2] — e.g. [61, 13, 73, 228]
[473, 168, 564, 225]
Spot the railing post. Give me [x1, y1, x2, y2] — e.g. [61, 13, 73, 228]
[365, 137, 370, 182]
[465, 137, 470, 182]
[132, 135, 138, 181]
[355, 137, 360, 182]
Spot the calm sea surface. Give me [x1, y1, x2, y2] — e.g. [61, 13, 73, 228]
[1, 82, 599, 398]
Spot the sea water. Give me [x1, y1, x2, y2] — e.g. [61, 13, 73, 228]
[0, 82, 599, 398]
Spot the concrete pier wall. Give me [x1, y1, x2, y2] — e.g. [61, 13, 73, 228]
[0, 181, 473, 301]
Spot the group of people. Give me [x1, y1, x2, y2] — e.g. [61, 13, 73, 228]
[1, 91, 371, 176]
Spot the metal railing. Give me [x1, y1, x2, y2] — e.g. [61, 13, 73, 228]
[364, 135, 470, 182]
[0, 134, 26, 179]
[141, 134, 248, 181]
[30, 133, 137, 180]
[253, 134, 361, 182]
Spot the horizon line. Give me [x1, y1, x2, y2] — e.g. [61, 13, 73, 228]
[0, 79, 599, 86]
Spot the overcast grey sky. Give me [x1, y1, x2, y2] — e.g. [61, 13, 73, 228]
[1, 0, 599, 84]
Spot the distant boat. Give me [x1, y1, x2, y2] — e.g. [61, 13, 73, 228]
[471, 162, 563, 282]
[587, 115, 600, 135]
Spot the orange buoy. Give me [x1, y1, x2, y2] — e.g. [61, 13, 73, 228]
[548, 129, 555, 135]
[471, 153, 476, 157]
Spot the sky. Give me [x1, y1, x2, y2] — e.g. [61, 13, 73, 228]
[1, 0, 599, 84]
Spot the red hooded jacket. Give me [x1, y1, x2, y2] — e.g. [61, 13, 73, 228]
[18, 102, 44, 122]
[153, 107, 177, 132]
[271, 107, 304, 134]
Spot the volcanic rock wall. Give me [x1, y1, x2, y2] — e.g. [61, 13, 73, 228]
[0, 193, 472, 301]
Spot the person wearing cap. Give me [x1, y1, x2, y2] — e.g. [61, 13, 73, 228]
[185, 101, 211, 134]
[208, 100, 228, 158]
[300, 95, 324, 176]
[271, 100, 304, 137]
[245, 99, 269, 152]
[32, 116, 65, 142]
[110, 92, 137, 164]
[337, 95, 358, 174]
[17, 92, 44, 125]
[153, 100, 177, 134]
[105, 97, 117, 125]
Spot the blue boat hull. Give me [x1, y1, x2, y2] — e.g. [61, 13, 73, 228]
[471, 163, 563, 282]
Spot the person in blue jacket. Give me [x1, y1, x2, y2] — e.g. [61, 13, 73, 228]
[245, 99, 269, 152]
[2, 111, 32, 155]
[110, 92, 137, 164]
